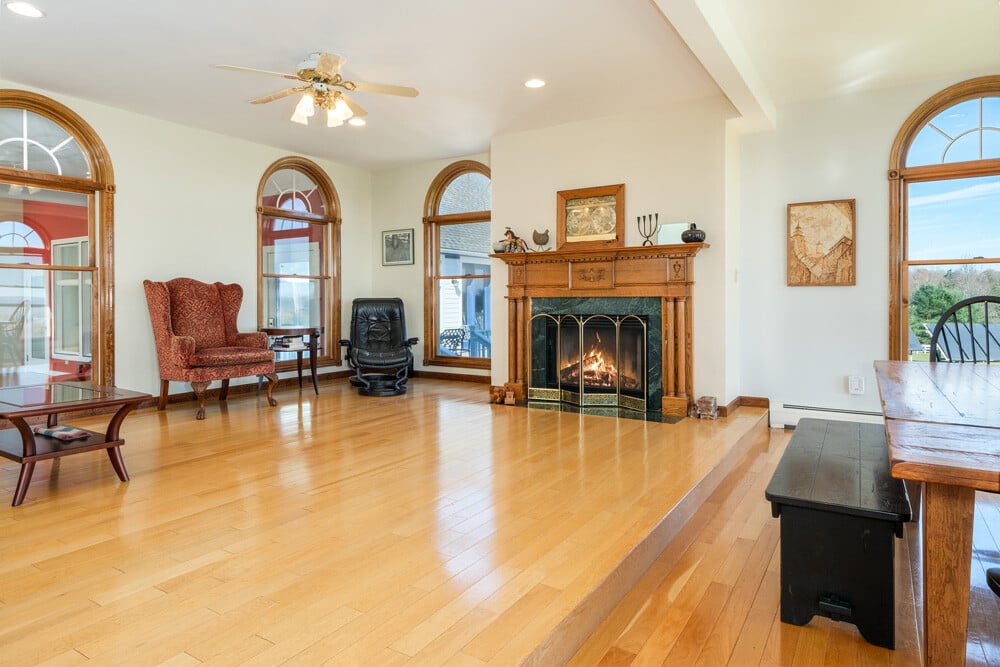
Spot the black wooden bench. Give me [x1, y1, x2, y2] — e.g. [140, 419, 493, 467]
[764, 418, 912, 649]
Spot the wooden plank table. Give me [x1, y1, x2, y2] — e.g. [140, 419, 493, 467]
[873, 360, 1000, 666]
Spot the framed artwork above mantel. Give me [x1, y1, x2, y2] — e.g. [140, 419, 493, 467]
[556, 183, 624, 250]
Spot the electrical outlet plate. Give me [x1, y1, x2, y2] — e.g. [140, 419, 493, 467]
[848, 375, 865, 395]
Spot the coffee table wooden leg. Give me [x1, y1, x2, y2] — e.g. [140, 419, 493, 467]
[923, 481, 975, 667]
[12, 461, 35, 506]
[106, 446, 130, 482]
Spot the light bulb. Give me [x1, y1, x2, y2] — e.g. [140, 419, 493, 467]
[326, 109, 344, 127]
[290, 93, 315, 125]
[333, 97, 353, 121]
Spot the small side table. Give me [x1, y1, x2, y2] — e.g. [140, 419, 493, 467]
[259, 326, 323, 395]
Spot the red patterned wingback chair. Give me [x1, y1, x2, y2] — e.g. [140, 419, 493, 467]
[143, 278, 278, 419]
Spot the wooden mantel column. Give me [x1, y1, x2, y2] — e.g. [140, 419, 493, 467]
[492, 243, 706, 416]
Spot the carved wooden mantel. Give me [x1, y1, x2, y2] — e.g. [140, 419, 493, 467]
[492, 243, 706, 416]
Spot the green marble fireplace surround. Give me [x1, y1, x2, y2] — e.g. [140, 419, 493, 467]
[530, 297, 662, 412]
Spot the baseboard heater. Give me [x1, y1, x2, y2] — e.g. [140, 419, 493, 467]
[772, 403, 884, 429]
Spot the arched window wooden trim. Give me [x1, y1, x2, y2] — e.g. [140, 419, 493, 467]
[887, 75, 1000, 359]
[423, 160, 491, 369]
[256, 156, 342, 365]
[0, 89, 116, 384]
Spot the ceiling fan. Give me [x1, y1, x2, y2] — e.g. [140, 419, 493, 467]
[216, 52, 418, 127]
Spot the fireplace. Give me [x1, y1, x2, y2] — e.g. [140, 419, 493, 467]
[492, 243, 704, 416]
[529, 297, 661, 412]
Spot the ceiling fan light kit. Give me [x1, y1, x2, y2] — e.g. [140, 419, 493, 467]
[290, 92, 315, 125]
[216, 51, 418, 129]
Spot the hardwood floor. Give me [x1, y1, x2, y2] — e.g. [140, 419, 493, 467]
[0, 379, 996, 665]
[571, 425, 1000, 666]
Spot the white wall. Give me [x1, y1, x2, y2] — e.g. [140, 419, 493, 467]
[490, 97, 735, 400]
[2, 81, 373, 396]
[371, 152, 489, 376]
[20, 72, 964, 418]
[738, 74, 977, 425]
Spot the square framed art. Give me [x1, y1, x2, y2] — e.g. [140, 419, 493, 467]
[382, 228, 414, 266]
[556, 183, 625, 250]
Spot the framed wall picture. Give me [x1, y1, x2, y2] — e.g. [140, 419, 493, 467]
[556, 183, 625, 250]
[382, 228, 414, 266]
[787, 199, 856, 286]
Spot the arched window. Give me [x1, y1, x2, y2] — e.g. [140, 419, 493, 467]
[423, 160, 491, 368]
[888, 76, 1000, 360]
[0, 90, 114, 382]
[257, 157, 341, 366]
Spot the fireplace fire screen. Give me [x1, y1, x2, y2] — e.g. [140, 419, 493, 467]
[529, 313, 647, 412]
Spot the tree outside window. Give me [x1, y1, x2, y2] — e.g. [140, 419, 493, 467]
[890, 77, 1000, 360]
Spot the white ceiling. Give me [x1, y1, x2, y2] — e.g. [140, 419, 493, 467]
[1, 0, 998, 170]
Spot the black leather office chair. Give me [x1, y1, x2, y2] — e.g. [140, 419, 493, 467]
[339, 298, 418, 396]
[928, 295, 1000, 597]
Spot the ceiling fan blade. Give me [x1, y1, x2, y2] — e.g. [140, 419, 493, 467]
[349, 80, 419, 97]
[315, 52, 346, 79]
[215, 64, 302, 81]
[341, 93, 368, 118]
[249, 86, 308, 105]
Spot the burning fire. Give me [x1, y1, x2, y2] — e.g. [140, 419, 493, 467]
[560, 332, 639, 389]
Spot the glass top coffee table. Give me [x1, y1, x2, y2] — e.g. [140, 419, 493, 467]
[0, 382, 151, 506]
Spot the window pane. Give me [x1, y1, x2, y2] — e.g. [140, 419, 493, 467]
[438, 172, 491, 214]
[907, 126, 948, 167]
[437, 276, 491, 359]
[439, 220, 491, 273]
[261, 168, 325, 216]
[907, 263, 1000, 359]
[985, 96, 1000, 129]
[907, 97, 1000, 166]
[0, 266, 92, 378]
[945, 132, 983, 163]
[985, 129, 1000, 161]
[930, 99, 980, 138]
[262, 217, 323, 275]
[0, 108, 90, 177]
[0, 189, 89, 266]
[907, 176, 1000, 260]
[262, 277, 323, 328]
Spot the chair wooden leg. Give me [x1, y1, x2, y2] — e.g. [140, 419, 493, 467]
[219, 378, 230, 402]
[263, 373, 278, 407]
[157, 380, 169, 411]
[191, 381, 210, 420]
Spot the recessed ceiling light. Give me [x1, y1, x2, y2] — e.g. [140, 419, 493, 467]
[524, 78, 546, 89]
[4, 2, 45, 18]
[348, 117, 366, 127]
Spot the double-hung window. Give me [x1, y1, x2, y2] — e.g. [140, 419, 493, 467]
[423, 161, 491, 369]
[889, 77, 1000, 359]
